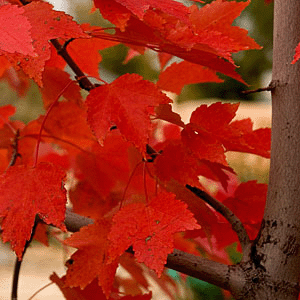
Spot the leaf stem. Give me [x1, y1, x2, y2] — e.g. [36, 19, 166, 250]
[185, 185, 251, 258]
[33, 80, 75, 168]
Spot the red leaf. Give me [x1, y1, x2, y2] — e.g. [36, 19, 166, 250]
[51, 273, 152, 300]
[154, 104, 185, 128]
[108, 191, 200, 276]
[111, 0, 190, 21]
[40, 67, 83, 109]
[92, 18, 246, 83]
[223, 181, 267, 227]
[0, 162, 66, 259]
[189, 0, 261, 61]
[68, 23, 119, 78]
[8, 1, 88, 86]
[157, 61, 223, 94]
[186, 102, 271, 159]
[0, 104, 16, 127]
[64, 219, 118, 297]
[0, 4, 34, 56]
[292, 41, 300, 64]
[86, 73, 171, 152]
[94, 0, 132, 31]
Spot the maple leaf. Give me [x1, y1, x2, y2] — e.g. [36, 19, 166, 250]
[91, 17, 247, 83]
[21, 101, 96, 162]
[0, 162, 67, 259]
[86, 73, 171, 152]
[189, 0, 261, 62]
[157, 61, 223, 94]
[154, 104, 185, 128]
[94, 0, 132, 31]
[67, 23, 119, 78]
[7, 1, 88, 86]
[110, 0, 190, 22]
[184, 102, 271, 160]
[0, 4, 34, 56]
[223, 181, 267, 228]
[40, 67, 83, 109]
[64, 219, 118, 297]
[108, 191, 200, 276]
[52, 272, 152, 300]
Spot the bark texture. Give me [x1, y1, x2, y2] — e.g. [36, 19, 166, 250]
[233, 0, 300, 298]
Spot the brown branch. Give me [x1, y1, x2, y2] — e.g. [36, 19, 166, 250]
[186, 185, 251, 259]
[50, 39, 95, 91]
[63, 208, 245, 291]
[18, 0, 95, 92]
[241, 80, 279, 95]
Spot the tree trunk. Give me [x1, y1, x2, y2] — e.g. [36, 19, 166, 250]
[229, 0, 300, 298]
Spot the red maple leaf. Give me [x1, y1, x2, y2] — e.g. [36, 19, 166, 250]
[64, 219, 118, 297]
[7, 1, 88, 86]
[189, 0, 261, 62]
[110, 0, 190, 21]
[51, 272, 152, 300]
[157, 61, 223, 94]
[0, 104, 16, 127]
[223, 181, 267, 228]
[154, 104, 185, 128]
[67, 23, 119, 78]
[108, 191, 200, 276]
[0, 4, 34, 56]
[0, 162, 67, 259]
[92, 0, 259, 83]
[185, 102, 271, 159]
[91, 17, 246, 83]
[40, 67, 83, 108]
[86, 73, 171, 152]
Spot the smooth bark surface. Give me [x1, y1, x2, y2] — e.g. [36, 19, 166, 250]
[236, 0, 300, 298]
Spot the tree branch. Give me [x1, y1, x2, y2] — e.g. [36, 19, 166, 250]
[50, 39, 95, 91]
[63, 208, 245, 292]
[185, 185, 251, 259]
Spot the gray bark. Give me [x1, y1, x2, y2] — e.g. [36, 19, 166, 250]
[229, 0, 300, 298]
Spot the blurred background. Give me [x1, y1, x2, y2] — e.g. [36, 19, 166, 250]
[0, 0, 273, 299]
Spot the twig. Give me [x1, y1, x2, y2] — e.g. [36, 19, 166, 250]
[11, 221, 38, 300]
[50, 39, 95, 91]
[7, 130, 21, 169]
[241, 80, 279, 95]
[185, 185, 251, 258]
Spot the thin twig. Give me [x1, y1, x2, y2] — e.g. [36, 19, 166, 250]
[50, 39, 95, 91]
[241, 86, 273, 95]
[11, 221, 38, 300]
[185, 185, 251, 258]
[7, 130, 20, 170]
[241, 80, 279, 95]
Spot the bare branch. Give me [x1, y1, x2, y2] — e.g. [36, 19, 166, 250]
[241, 80, 280, 95]
[185, 185, 251, 258]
